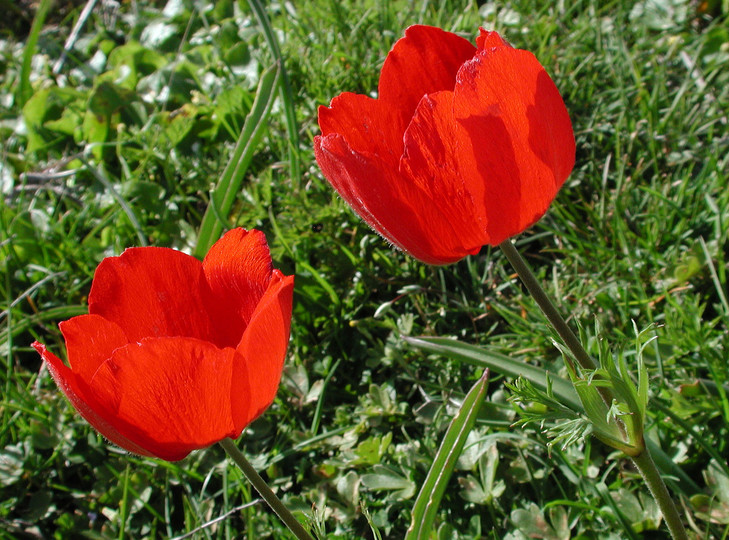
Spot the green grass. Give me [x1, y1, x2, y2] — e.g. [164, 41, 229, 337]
[1, 0, 728, 537]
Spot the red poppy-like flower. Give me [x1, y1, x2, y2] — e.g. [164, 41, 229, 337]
[32, 228, 294, 461]
[314, 25, 575, 265]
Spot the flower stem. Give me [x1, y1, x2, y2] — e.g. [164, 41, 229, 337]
[499, 239, 688, 539]
[499, 239, 621, 433]
[499, 239, 595, 371]
[219, 438, 314, 540]
[631, 442, 688, 540]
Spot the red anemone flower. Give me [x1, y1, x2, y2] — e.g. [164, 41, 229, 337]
[314, 25, 575, 265]
[32, 228, 294, 461]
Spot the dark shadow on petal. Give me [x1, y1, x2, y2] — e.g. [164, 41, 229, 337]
[458, 112, 522, 243]
[527, 71, 575, 185]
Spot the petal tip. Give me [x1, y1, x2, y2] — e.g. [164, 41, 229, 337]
[476, 28, 509, 50]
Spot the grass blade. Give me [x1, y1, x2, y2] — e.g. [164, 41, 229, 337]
[404, 335, 582, 412]
[53, 0, 100, 74]
[405, 370, 489, 540]
[194, 62, 280, 258]
[1, 305, 87, 350]
[699, 236, 729, 318]
[18, 0, 52, 107]
[267, 208, 341, 310]
[80, 157, 148, 247]
[247, 0, 301, 190]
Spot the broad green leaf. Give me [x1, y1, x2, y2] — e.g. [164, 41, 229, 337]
[82, 81, 135, 159]
[140, 21, 178, 49]
[510, 503, 569, 540]
[360, 464, 416, 500]
[0, 443, 26, 485]
[459, 442, 505, 505]
[22, 87, 84, 153]
[106, 41, 167, 90]
[404, 336, 581, 412]
[405, 370, 489, 540]
[162, 104, 198, 147]
[354, 433, 392, 466]
[595, 482, 642, 540]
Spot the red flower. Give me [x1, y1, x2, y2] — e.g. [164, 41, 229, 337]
[315, 25, 575, 265]
[33, 228, 294, 461]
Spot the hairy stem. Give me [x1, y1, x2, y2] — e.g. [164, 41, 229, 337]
[499, 239, 595, 371]
[631, 444, 688, 540]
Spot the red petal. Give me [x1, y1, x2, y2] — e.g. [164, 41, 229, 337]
[316, 26, 573, 262]
[318, 93, 402, 167]
[32, 341, 154, 457]
[476, 28, 509, 50]
[451, 45, 575, 243]
[314, 133, 474, 264]
[379, 25, 475, 122]
[88, 248, 218, 343]
[202, 228, 275, 348]
[318, 26, 475, 165]
[89, 338, 250, 461]
[400, 90, 490, 250]
[60, 314, 129, 381]
[236, 271, 294, 424]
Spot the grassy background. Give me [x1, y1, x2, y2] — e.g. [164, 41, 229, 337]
[1, 0, 728, 538]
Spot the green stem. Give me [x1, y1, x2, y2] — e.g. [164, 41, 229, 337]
[631, 444, 688, 540]
[500, 239, 624, 438]
[499, 240, 688, 539]
[499, 239, 595, 371]
[500, 239, 624, 419]
[219, 438, 314, 540]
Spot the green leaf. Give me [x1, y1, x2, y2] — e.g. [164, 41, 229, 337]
[405, 370, 489, 540]
[0, 443, 26, 485]
[246, 0, 301, 188]
[458, 442, 505, 505]
[194, 62, 280, 257]
[403, 337, 692, 493]
[404, 336, 582, 412]
[214, 86, 253, 138]
[354, 433, 392, 466]
[360, 464, 416, 500]
[510, 503, 571, 540]
[22, 86, 84, 153]
[595, 482, 642, 540]
[162, 104, 198, 147]
[106, 41, 167, 90]
[82, 81, 134, 159]
[566, 366, 622, 447]
[17, 0, 51, 107]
